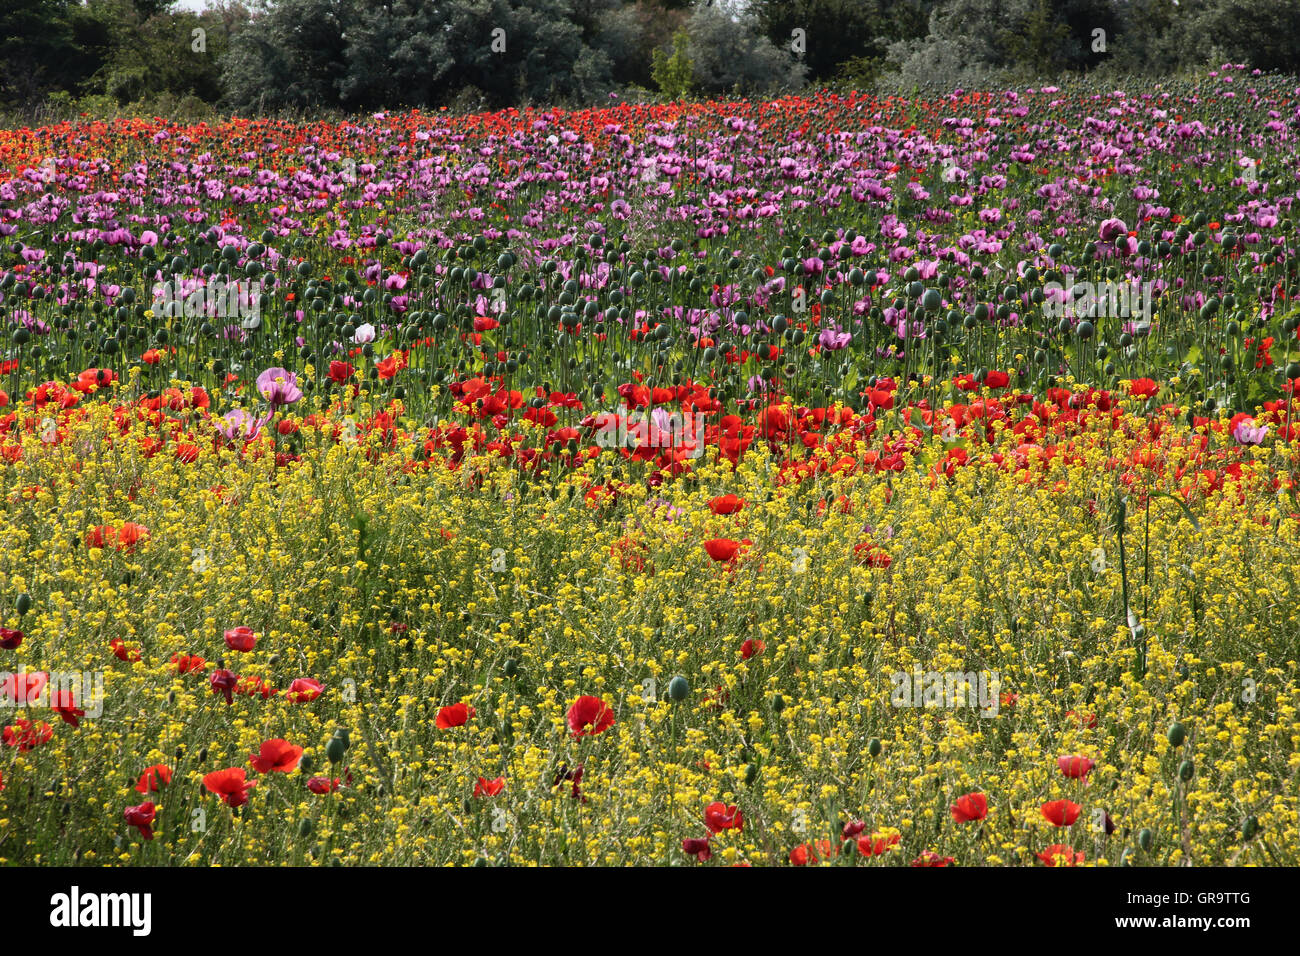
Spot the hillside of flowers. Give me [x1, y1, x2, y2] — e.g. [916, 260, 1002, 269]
[2, 69, 1299, 866]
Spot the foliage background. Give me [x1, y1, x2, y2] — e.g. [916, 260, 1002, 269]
[3, 0, 1299, 123]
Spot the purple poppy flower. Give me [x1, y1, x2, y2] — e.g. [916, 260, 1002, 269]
[1233, 418, 1268, 445]
[217, 408, 268, 443]
[256, 367, 302, 408]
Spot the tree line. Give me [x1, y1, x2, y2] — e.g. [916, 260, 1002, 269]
[3, 0, 1299, 121]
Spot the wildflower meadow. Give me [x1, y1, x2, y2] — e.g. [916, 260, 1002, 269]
[2, 68, 1299, 874]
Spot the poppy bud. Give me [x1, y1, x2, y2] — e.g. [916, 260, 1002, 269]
[299, 754, 314, 773]
[298, 818, 313, 838]
[1167, 722, 1186, 747]
[1138, 828, 1154, 851]
[15, 592, 32, 615]
[1241, 815, 1259, 840]
[867, 738, 882, 757]
[197, 747, 208, 763]
[326, 736, 347, 764]
[772, 694, 785, 713]
[503, 658, 519, 678]
[1178, 759, 1194, 782]
[744, 763, 759, 786]
[667, 676, 690, 701]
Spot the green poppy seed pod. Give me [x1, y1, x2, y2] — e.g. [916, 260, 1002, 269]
[1167, 721, 1186, 748]
[15, 592, 32, 615]
[325, 736, 347, 764]
[667, 676, 690, 701]
[1138, 828, 1154, 851]
[1178, 759, 1195, 782]
[867, 738, 882, 757]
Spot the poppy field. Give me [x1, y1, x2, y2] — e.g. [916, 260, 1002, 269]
[2, 68, 1300, 867]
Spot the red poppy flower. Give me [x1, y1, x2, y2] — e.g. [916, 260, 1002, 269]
[473, 776, 505, 797]
[327, 360, 356, 384]
[307, 776, 342, 794]
[2, 719, 53, 751]
[234, 675, 277, 699]
[553, 763, 587, 802]
[1128, 378, 1160, 398]
[1041, 799, 1082, 827]
[703, 801, 744, 834]
[436, 702, 475, 729]
[1065, 709, 1097, 728]
[707, 494, 746, 515]
[224, 626, 257, 652]
[950, 792, 988, 823]
[204, 767, 258, 808]
[857, 831, 900, 857]
[124, 801, 157, 840]
[682, 837, 711, 862]
[109, 637, 140, 662]
[0, 628, 22, 650]
[172, 652, 208, 674]
[789, 839, 837, 866]
[249, 738, 304, 773]
[136, 764, 173, 793]
[984, 370, 1010, 389]
[1057, 756, 1096, 780]
[209, 668, 238, 704]
[703, 537, 751, 564]
[49, 688, 85, 727]
[566, 695, 615, 738]
[1037, 843, 1085, 866]
[853, 542, 892, 568]
[285, 678, 323, 702]
[85, 522, 150, 553]
[1, 671, 47, 705]
[911, 851, 955, 867]
[740, 638, 766, 660]
[376, 350, 408, 380]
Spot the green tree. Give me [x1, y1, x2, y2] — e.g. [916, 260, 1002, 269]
[0, 0, 111, 110]
[753, 0, 931, 83]
[651, 27, 694, 99]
